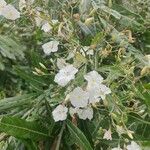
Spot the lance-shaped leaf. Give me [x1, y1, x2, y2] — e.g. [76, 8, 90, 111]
[0, 35, 24, 60]
[0, 93, 37, 112]
[0, 116, 49, 141]
[14, 66, 48, 91]
[67, 120, 93, 150]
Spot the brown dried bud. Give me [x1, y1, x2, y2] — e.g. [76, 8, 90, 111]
[73, 13, 80, 21]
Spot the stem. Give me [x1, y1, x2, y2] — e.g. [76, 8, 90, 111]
[55, 122, 65, 150]
[94, 50, 98, 71]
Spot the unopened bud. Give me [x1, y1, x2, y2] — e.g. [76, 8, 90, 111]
[73, 13, 80, 21]
[85, 17, 94, 26]
[39, 62, 47, 70]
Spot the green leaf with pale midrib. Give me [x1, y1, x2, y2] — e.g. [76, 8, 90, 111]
[0, 122, 48, 137]
[0, 94, 37, 112]
[0, 35, 24, 60]
[14, 66, 48, 91]
[0, 116, 49, 141]
[67, 120, 93, 150]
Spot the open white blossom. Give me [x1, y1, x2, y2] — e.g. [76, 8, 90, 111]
[70, 87, 89, 108]
[127, 141, 141, 150]
[99, 84, 111, 100]
[42, 40, 59, 55]
[87, 87, 101, 104]
[41, 22, 52, 32]
[84, 71, 111, 102]
[52, 104, 68, 122]
[1, 4, 20, 20]
[69, 107, 93, 120]
[84, 71, 103, 89]
[77, 107, 93, 120]
[103, 129, 112, 140]
[0, 0, 7, 15]
[87, 84, 111, 102]
[69, 107, 79, 117]
[54, 64, 78, 87]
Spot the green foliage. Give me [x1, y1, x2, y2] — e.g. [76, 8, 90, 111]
[0, 116, 49, 141]
[0, 35, 25, 70]
[67, 120, 93, 150]
[0, 0, 149, 149]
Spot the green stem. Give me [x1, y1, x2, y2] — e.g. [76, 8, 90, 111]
[55, 122, 65, 150]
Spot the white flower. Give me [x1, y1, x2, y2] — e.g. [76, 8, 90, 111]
[69, 107, 93, 120]
[78, 107, 93, 120]
[1, 4, 20, 20]
[0, 0, 7, 15]
[69, 107, 78, 117]
[103, 129, 112, 140]
[42, 40, 59, 55]
[127, 141, 141, 150]
[84, 71, 103, 89]
[52, 104, 68, 122]
[99, 84, 111, 100]
[41, 22, 52, 32]
[84, 71, 111, 101]
[56, 58, 68, 69]
[87, 84, 111, 103]
[87, 87, 101, 104]
[54, 64, 78, 87]
[70, 87, 89, 108]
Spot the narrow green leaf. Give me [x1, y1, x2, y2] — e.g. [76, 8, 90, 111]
[14, 66, 47, 91]
[129, 113, 150, 125]
[67, 120, 93, 150]
[0, 35, 24, 60]
[91, 32, 104, 45]
[22, 139, 39, 150]
[0, 116, 49, 141]
[0, 93, 37, 112]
